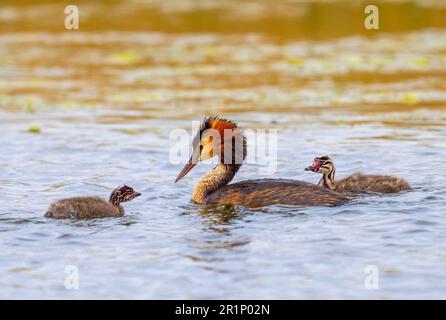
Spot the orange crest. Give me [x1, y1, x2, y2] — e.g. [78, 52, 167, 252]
[201, 116, 238, 135]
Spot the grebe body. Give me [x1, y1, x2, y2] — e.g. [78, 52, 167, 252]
[204, 178, 348, 207]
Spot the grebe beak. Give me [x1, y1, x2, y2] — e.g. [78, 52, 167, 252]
[133, 192, 141, 197]
[175, 156, 197, 183]
[304, 165, 313, 171]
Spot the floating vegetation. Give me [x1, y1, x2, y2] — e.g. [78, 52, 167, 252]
[25, 98, 37, 113]
[288, 58, 305, 66]
[401, 93, 419, 105]
[107, 51, 142, 65]
[27, 125, 41, 134]
[122, 129, 138, 135]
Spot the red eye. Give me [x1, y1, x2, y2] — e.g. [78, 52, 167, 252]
[313, 161, 321, 168]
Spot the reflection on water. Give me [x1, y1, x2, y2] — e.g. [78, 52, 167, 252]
[1, 0, 446, 299]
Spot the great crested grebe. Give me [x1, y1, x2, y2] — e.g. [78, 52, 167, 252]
[45, 185, 141, 219]
[305, 155, 412, 193]
[175, 116, 348, 207]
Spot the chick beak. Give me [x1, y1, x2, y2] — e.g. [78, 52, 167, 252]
[305, 161, 321, 172]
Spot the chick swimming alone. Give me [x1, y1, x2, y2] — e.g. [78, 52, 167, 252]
[45, 185, 141, 219]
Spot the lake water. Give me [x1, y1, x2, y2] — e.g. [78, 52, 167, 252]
[0, 0, 445, 299]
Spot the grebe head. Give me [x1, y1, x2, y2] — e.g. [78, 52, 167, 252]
[305, 155, 334, 174]
[109, 185, 141, 205]
[175, 116, 247, 182]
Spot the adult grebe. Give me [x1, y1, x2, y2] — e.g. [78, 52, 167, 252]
[305, 155, 412, 193]
[175, 116, 348, 207]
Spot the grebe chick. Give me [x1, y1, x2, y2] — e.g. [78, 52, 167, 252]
[305, 156, 411, 193]
[175, 116, 348, 207]
[45, 185, 141, 219]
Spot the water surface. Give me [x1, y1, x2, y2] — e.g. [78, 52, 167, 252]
[1, 0, 446, 299]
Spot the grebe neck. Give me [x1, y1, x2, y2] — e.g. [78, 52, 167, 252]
[192, 163, 241, 204]
[318, 168, 336, 190]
